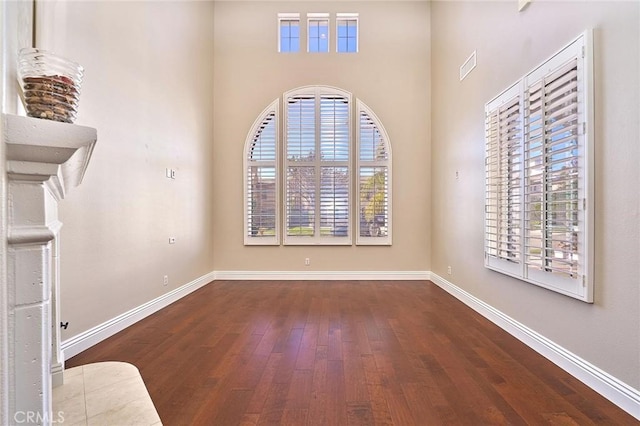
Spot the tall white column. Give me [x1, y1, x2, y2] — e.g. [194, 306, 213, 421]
[4, 113, 96, 425]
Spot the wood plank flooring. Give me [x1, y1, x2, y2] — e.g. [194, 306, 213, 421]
[66, 281, 637, 425]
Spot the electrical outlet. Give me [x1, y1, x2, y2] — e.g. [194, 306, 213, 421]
[169, 237, 176, 244]
[447, 266, 452, 275]
[163, 275, 169, 286]
[305, 258, 310, 266]
[171, 169, 176, 179]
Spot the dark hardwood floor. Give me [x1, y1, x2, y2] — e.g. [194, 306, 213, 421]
[67, 281, 637, 425]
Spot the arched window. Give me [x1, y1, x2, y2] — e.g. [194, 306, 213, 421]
[244, 87, 392, 246]
[357, 100, 392, 245]
[244, 100, 279, 245]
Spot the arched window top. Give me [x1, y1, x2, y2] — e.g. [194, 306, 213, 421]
[284, 85, 351, 99]
[358, 100, 391, 163]
[246, 99, 278, 163]
[356, 99, 392, 245]
[244, 99, 279, 245]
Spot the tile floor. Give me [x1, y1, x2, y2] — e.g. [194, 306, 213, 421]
[52, 361, 162, 426]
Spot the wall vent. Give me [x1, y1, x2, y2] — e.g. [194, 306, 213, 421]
[459, 50, 477, 81]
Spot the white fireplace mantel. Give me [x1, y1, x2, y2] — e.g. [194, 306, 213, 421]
[4, 113, 96, 424]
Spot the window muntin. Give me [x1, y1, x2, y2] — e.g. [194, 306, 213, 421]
[484, 31, 593, 302]
[337, 13, 358, 53]
[278, 13, 300, 53]
[307, 13, 329, 53]
[244, 101, 279, 245]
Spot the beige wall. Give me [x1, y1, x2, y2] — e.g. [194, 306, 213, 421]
[35, 1, 216, 339]
[212, 1, 431, 271]
[431, 1, 639, 388]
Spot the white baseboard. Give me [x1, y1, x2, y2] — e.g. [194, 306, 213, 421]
[61, 271, 215, 360]
[214, 270, 431, 281]
[429, 272, 640, 421]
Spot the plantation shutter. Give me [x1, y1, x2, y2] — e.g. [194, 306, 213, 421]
[485, 84, 522, 275]
[244, 102, 279, 245]
[484, 32, 592, 302]
[524, 57, 583, 287]
[284, 88, 351, 244]
[320, 96, 350, 237]
[286, 96, 316, 237]
[357, 102, 391, 245]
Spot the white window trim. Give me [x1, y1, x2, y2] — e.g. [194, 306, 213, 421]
[356, 99, 392, 245]
[336, 13, 359, 53]
[307, 13, 330, 53]
[484, 30, 594, 302]
[277, 13, 300, 53]
[244, 99, 280, 245]
[283, 86, 352, 246]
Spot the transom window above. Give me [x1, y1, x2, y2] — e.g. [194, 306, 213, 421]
[244, 86, 392, 246]
[277, 12, 359, 54]
[337, 13, 358, 53]
[278, 13, 300, 53]
[307, 13, 330, 53]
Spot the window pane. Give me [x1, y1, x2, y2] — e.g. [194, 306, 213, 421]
[247, 166, 276, 237]
[249, 113, 276, 161]
[320, 96, 349, 161]
[309, 19, 329, 53]
[359, 167, 388, 237]
[337, 19, 357, 53]
[287, 97, 316, 161]
[280, 20, 299, 53]
[359, 111, 388, 161]
[337, 38, 347, 53]
[286, 166, 315, 236]
[347, 20, 357, 37]
[320, 167, 349, 236]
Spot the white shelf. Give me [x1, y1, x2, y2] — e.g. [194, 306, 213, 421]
[3, 113, 97, 199]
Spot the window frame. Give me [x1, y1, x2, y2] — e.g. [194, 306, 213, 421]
[336, 13, 359, 53]
[283, 86, 352, 246]
[484, 30, 594, 302]
[356, 99, 392, 245]
[307, 13, 330, 53]
[244, 99, 280, 245]
[278, 13, 300, 53]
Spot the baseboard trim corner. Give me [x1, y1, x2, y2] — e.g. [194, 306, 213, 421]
[61, 271, 215, 360]
[429, 272, 640, 420]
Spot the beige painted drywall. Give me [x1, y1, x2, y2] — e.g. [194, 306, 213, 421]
[212, 1, 431, 271]
[431, 1, 639, 388]
[35, 1, 216, 340]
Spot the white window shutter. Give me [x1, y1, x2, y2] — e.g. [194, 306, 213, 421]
[244, 100, 279, 245]
[357, 100, 392, 245]
[284, 87, 352, 245]
[485, 83, 523, 277]
[484, 31, 593, 302]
